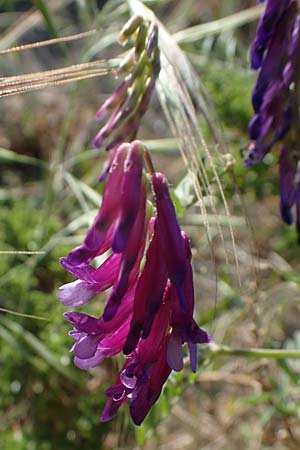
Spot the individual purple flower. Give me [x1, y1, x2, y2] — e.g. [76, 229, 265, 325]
[101, 298, 171, 425]
[65, 141, 144, 261]
[152, 172, 187, 309]
[64, 286, 135, 370]
[60, 141, 147, 318]
[59, 253, 122, 307]
[102, 193, 147, 321]
[245, 80, 291, 166]
[167, 233, 210, 373]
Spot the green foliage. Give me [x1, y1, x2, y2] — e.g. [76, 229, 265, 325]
[0, 197, 111, 449]
[202, 63, 254, 131]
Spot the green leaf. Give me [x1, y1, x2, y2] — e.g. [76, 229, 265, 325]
[0, 148, 47, 168]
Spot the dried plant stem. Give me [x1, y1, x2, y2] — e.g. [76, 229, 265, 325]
[0, 29, 99, 56]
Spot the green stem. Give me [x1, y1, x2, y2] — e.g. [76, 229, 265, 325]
[208, 343, 300, 359]
[32, 0, 59, 39]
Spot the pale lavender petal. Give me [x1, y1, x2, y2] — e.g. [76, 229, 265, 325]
[73, 335, 100, 359]
[59, 280, 98, 307]
[74, 350, 106, 370]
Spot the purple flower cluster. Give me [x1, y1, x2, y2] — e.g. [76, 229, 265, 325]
[245, 0, 300, 238]
[59, 141, 210, 425]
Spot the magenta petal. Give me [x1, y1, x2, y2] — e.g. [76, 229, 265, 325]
[98, 320, 130, 356]
[64, 312, 102, 334]
[65, 245, 98, 267]
[93, 253, 121, 284]
[70, 146, 129, 265]
[102, 195, 147, 323]
[101, 396, 125, 423]
[112, 141, 144, 253]
[60, 258, 96, 282]
[152, 172, 187, 307]
[124, 220, 168, 353]
[130, 338, 171, 426]
[98, 145, 119, 182]
[96, 79, 129, 121]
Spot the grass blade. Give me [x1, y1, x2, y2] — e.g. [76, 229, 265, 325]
[1, 317, 82, 385]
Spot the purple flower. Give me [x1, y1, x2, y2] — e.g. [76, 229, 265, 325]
[101, 299, 171, 425]
[66, 143, 130, 266]
[152, 172, 187, 309]
[246, 1, 297, 166]
[245, 0, 300, 238]
[251, 0, 293, 70]
[61, 141, 147, 317]
[123, 217, 168, 355]
[60, 137, 210, 425]
[96, 77, 130, 122]
[59, 253, 122, 307]
[64, 286, 135, 370]
[167, 233, 210, 372]
[279, 146, 300, 240]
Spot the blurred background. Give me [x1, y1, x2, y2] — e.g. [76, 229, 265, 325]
[1, 1, 300, 449]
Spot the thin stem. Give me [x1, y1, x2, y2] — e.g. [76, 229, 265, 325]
[0, 308, 49, 321]
[208, 343, 300, 360]
[144, 149, 155, 174]
[0, 29, 99, 56]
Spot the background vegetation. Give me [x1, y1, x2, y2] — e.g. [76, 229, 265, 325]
[0, 1, 300, 449]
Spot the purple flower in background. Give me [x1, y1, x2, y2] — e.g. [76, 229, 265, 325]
[245, 0, 300, 238]
[245, 1, 297, 166]
[279, 146, 300, 239]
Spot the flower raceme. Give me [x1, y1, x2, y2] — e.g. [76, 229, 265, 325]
[93, 16, 160, 160]
[245, 0, 300, 239]
[59, 141, 210, 425]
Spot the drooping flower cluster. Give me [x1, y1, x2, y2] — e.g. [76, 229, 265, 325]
[245, 1, 300, 238]
[59, 141, 210, 425]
